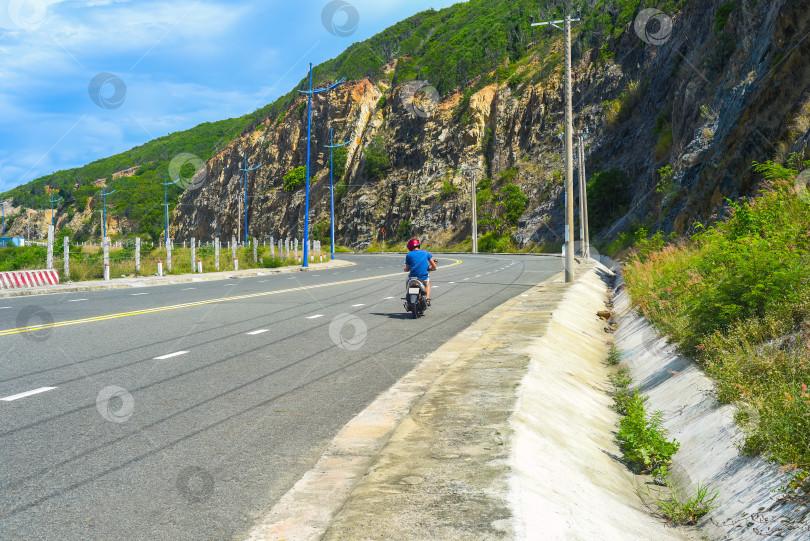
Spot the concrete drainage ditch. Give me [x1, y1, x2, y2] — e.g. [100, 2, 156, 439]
[605, 258, 810, 540]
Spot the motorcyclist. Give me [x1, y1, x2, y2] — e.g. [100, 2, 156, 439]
[403, 238, 437, 306]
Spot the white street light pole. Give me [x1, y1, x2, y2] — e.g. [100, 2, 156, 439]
[471, 170, 478, 254]
[458, 166, 483, 254]
[579, 132, 591, 258]
[576, 133, 586, 257]
[533, 14, 579, 283]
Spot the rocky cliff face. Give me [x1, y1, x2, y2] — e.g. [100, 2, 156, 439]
[172, 0, 810, 250]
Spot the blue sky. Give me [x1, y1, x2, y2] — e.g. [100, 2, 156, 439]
[0, 0, 462, 193]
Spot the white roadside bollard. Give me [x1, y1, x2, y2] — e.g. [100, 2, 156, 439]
[157, 260, 163, 277]
[234, 258, 239, 271]
[197, 259, 202, 274]
[104, 263, 110, 281]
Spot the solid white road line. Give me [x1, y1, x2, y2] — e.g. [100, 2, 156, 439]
[246, 329, 269, 335]
[307, 315, 324, 319]
[154, 351, 189, 360]
[1, 387, 57, 402]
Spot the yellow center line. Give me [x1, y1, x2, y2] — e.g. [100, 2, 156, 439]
[0, 259, 463, 337]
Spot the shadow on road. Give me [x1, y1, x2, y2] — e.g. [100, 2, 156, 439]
[369, 312, 416, 320]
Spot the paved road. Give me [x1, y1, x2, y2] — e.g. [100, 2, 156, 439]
[0, 253, 561, 540]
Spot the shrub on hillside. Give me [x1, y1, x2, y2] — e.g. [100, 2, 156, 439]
[283, 166, 308, 192]
[587, 168, 633, 232]
[364, 136, 391, 180]
[624, 176, 810, 473]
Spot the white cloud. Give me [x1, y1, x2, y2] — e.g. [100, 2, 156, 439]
[0, 0, 463, 193]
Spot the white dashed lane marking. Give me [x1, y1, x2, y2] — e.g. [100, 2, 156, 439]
[1, 387, 57, 402]
[246, 329, 269, 335]
[307, 315, 324, 319]
[154, 351, 189, 360]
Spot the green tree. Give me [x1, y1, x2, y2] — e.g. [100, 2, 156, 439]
[364, 136, 391, 180]
[499, 183, 528, 227]
[283, 166, 308, 192]
[397, 220, 413, 240]
[331, 145, 348, 180]
[587, 168, 633, 232]
[312, 221, 330, 243]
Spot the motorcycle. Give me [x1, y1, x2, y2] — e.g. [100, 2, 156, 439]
[403, 277, 428, 319]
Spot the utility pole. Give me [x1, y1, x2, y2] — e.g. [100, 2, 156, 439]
[533, 13, 579, 283]
[101, 188, 116, 241]
[299, 63, 345, 268]
[238, 155, 262, 247]
[50, 194, 63, 228]
[161, 173, 178, 245]
[325, 126, 356, 261]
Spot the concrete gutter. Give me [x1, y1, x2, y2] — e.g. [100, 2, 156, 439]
[0, 259, 354, 298]
[612, 276, 810, 539]
[508, 265, 696, 540]
[245, 261, 698, 540]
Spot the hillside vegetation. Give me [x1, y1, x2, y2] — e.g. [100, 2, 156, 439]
[1, 0, 683, 243]
[624, 165, 810, 491]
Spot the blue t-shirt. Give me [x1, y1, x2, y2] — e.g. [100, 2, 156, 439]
[405, 249, 433, 280]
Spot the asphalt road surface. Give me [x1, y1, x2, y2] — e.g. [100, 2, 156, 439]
[0, 253, 561, 540]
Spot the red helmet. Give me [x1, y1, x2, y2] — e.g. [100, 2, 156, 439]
[406, 238, 420, 251]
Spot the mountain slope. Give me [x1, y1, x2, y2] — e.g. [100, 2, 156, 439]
[173, 0, 810, 252]
[5, 0, 810, 253]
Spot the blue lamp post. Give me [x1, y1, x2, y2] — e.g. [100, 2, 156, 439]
[325, 126, 355, 261]
[49, 194, 63, 227]
[298, 63, 345, 267]
[101, 188, 116, 240]
[238, 156, 262, 247]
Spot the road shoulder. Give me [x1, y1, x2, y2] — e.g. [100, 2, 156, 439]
[0, 259, 355, 298]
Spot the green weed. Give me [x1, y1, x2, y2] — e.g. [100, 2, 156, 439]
[641, 479, 719, 525]
[607, 344, 622, 365]
[609, 360, 679, 476]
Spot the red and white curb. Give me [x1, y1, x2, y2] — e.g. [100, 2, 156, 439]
[0, 269, 59, 289]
